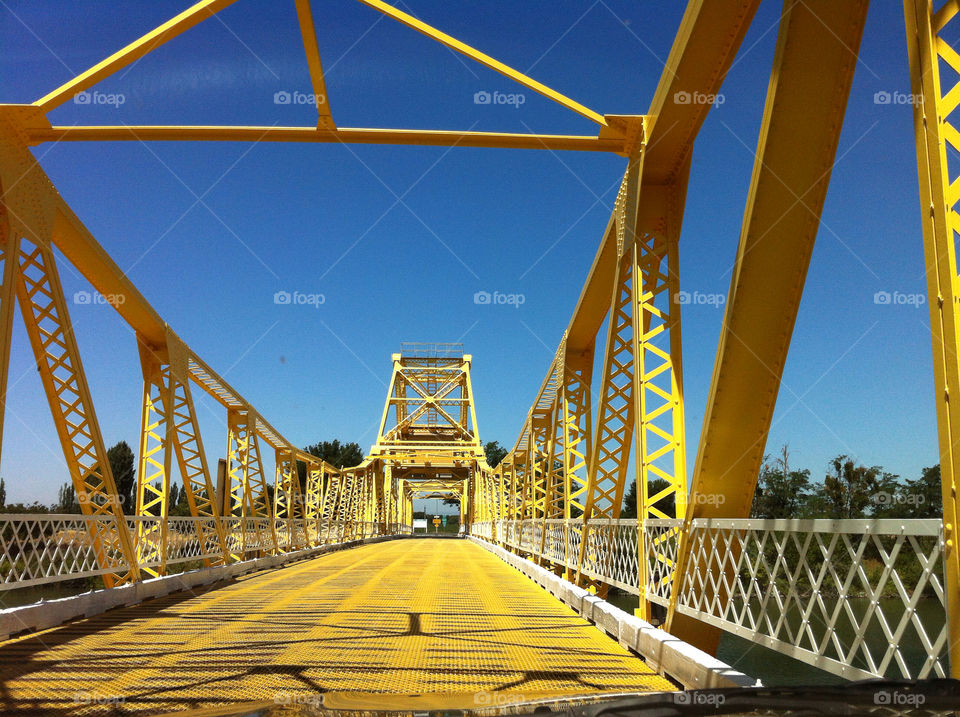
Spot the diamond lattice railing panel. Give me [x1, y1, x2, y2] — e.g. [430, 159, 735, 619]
[165, 518, 223, 564]
[0, 515, 129, 588]
[644, 519, 682, 606]
[0, 511, 402, 594]
[673, 518, 947, 680]
[473, 517, 947, 682]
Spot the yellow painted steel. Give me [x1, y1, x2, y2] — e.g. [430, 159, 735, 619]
[668, 0, 869, 652]
[354, 0, 606, 126]
[294, 0, 335, 130]
[1, 0, 959, 681]
[0, 119, 140, 586]
[903, 0, 960, 678]
[26, 124, 631, 153]
[33, 0, 239, 111]
[0, 539, 674, 714]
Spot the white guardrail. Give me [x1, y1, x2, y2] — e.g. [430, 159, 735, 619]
[0, 514, 406, 590]
[471, 518, 948, 681]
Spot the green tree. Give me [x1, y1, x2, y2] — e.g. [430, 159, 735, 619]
[822, 455, 880, 519]
[303, 440, 364, 469]
[621, 479, 638, 519]
[897, 464, 942, 518]
[299, 440, 364, 489]
[57, 482, 80, 513]
[107, 440, 136, 511]
[621, 477, 675, 519]
[0, 476, 6, 509]
[484, 440, 508, 468]
[751, 445, 813, 519]
[169, 483, 193, 516]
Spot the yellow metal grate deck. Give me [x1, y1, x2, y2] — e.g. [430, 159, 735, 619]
[0, 538, 674, 714]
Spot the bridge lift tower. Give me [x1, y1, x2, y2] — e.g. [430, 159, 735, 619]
[368, 343, 487, 525]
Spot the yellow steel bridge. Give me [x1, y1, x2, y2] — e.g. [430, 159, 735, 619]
[0, 0, 958, 714]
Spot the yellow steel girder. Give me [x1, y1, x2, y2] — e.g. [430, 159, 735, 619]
[667, 0, 869, 652]
[903, 0, 960, 678]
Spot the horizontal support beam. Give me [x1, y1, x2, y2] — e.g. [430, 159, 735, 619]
[27, 125, 628, 152]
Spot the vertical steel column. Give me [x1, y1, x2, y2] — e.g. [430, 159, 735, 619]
[575, 176, 639, 591]
[135, 348, 175, 575]
[904, 0, 960, 675]
[0, 208, 18, 466]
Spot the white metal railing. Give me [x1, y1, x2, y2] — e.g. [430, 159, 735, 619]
[0, 513, 131, 589]
[0, 514, 404, 591]
[471, 517, 948, 681]
[668, 518, 947, 681]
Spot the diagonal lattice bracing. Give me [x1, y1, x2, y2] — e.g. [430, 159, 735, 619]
[15, 238, 138, 586]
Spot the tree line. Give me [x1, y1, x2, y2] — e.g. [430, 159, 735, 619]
[0, 438, 367, 515]
[0, 440, 943, 520]
[620, 444, 941, 520]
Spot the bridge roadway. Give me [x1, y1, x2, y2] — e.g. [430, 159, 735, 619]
[0, 537, 674, 714]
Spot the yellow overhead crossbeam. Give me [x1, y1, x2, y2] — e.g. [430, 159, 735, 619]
[354, 0, 607, 126]
[28, 0, 614, 150]
[34, 0, 239, 111]
[26, 124, 628, 153]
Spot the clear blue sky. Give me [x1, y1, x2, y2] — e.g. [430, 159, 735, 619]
[0, 0, 937, 507]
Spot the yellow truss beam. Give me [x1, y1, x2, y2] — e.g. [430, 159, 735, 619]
[565, 0, 761, 356]
[668, 0, 869, 652]
[294, 0, 335, 131]
[34, 0, 238, 112]
[904, 0, 960, 679]
[682, 0, 868, 522]
[354, 0, 606, 126]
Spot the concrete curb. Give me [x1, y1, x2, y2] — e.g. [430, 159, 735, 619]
[468, 536, 760, 690]
[0, 534, 400, 641]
